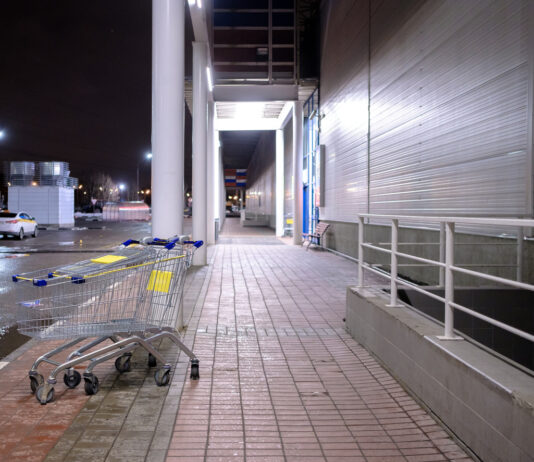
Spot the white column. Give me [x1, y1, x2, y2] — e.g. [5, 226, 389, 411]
[214, 131, 220, 222]
[151, 0, 184, 238]
[206, 101, 215, 245]
[192, 42, 208, 265]
[275, 129, 284, 237]
[219, 145, 226, 230]
[292, 101, 304, 245]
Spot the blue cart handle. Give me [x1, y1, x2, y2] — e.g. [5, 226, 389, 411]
[121, 239, 140, 247]
[184, 240, 204, 248]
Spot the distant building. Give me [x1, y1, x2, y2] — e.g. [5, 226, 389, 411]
[7, 161, 78, 228]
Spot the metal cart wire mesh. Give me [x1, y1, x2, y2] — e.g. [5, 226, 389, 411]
[10, 236, 202, 404]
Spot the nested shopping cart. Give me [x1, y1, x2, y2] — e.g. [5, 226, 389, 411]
[10, 236, 202, 404]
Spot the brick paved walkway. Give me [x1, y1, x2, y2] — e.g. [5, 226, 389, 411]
[0, 219, 474, 461]
[168, 233, 473, 462]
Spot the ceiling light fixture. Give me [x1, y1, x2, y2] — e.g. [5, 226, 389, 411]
[206, 67, 213, 92]
[235, 102, 264, 120]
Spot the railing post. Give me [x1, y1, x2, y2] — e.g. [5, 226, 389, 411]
[442, 221, 457, 339]
[387, 218, 401, 307]
[358, 215, 364, 288]
[439, 222, 445, 287]
[517, 226, 524, 282]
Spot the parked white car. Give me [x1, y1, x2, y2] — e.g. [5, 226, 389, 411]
[0, 211, 39, 239]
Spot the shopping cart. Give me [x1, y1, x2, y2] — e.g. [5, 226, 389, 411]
[10, 236, 202, 404]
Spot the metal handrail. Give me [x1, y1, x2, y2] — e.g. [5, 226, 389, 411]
[357, 214, 533, 342]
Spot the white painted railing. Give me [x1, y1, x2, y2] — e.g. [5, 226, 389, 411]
[357, 214, 534, 342]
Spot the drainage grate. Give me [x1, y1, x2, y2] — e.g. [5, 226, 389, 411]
[196, 325, 344, 337]
[217, 237, 284, 245]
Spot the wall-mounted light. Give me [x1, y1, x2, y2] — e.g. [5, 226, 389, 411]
[206, 67, 213, 92]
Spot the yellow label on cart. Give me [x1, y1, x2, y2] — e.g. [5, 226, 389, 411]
[91, 255, 128, 264]
[286, 218, 294, 224]
[147, 270, 173, 293]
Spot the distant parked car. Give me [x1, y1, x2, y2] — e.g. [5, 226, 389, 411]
[0, 211, 39, 239]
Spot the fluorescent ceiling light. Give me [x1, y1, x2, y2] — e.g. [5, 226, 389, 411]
[187, 0, 195, 5]
[235, 102, 264, 120]
[206, 67, 213, 92]
[196, 0, 202, 7]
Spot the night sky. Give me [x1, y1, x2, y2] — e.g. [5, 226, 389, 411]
[0, 1, 154, 188]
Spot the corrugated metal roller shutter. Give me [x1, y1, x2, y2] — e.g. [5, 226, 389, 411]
[320, 0, 531, 223]
[370, 0, 529, 217]
[321, 0, 370, 222]
[246, 132, 276, 226]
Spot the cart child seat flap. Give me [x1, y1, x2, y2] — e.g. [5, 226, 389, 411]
[91, 255, 128, 264]
[147, 270, 173, 293]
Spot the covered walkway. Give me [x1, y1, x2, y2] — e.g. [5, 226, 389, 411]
[166, 225, 472, 462]
[0, 224, 473, 461]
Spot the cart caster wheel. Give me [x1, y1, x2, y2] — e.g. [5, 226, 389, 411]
[148, 353, 157, 368]
[63, 369, 82, 389]
[35, 385, 55, 404]
[29, 373, 44, 394]
[83, 374, 100, 395]
[154, 368, 170, 387]
[190, 359, 199, 380]
[115, 355, 131, 373]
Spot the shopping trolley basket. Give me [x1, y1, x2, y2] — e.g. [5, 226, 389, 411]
[12, 237, 161, 393]
[10, 236, 203, 404]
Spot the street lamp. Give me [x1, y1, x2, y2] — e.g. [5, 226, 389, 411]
[137, 152, 153, 200]
[118, 183, 124, 200]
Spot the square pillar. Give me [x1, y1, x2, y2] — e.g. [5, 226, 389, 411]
[276, 129, 285, 237]
[292, 101, 304, 245]
[207, 101, 216, 245]
[192, 41, 208, 265]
